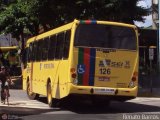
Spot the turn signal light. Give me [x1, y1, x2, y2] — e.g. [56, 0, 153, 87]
[70, 68, 76, 73]
[132, 72, 138, 81]
[72, 73, 77, 78]
[132, 76, 136, 81]
[128, 71, 138, 88]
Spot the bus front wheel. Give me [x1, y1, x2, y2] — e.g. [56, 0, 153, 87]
[47, 82, 59, 107]
[27, 81, 39, 100]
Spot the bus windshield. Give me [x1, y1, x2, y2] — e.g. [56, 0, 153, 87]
[74, 24, 137, 50]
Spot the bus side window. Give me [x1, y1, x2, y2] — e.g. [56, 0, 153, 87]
[63, 30, 71, 59]
[48, 35, 57, 60]
[36, 41, 40, 61]
[55, 32, 64, 60]
[32, 42, 37, 62]
[24, 48, 28, 68]
[36, 40, 43, 61]
[26, 47, 29, 63]
[28, 43, 33, 62]
[42, 37, 49, 61]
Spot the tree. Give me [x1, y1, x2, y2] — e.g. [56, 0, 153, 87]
[0, 0, 42, 37]
[0, 0, 151, 36]
[41, 0, 150, 26]
[0, 0, 44, 68]
[0, 0, 151, 68]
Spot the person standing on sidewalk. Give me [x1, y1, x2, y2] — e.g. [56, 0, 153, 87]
[0, 66, 13, 103]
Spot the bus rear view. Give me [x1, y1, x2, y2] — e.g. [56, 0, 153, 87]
[70, 20, 138, 103]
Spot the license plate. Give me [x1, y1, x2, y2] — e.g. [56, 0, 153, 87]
[94, 88, 115, 95]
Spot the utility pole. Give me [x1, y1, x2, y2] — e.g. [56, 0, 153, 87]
[157, 1, 160, 72]
[152, 0, 159, 72]
[152, 0, 158, 29]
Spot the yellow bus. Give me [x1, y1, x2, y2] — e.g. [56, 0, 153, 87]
[23, 19, 139, 107]
[0, 46, 21, 76]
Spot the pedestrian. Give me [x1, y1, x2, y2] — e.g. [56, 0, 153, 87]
[0, 66, 13, 104]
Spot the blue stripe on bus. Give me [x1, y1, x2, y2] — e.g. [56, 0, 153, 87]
[91, 20, 97, 24]
[78, 48, 84, 85]
[89, 48, 96, 86]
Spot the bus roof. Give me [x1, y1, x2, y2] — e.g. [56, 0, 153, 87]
[27, 22, 74, 44]
[26, 19, 137, 45]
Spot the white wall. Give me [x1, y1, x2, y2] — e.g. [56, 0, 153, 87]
[0, 34, 18, 47]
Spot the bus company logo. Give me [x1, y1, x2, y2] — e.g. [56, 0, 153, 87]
[44, 63, 54, 69]
[77, 64, 85, 74]
[99, 59, 130, 69]
[99, 59, 111, 67]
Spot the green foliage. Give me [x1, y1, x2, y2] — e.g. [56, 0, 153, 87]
[38, 0, 150, 27]
[0, 0, 43, 39]
[0, 0, 151, 40]
[0, 0, 151, 68]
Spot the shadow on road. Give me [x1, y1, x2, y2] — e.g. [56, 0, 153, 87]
[59, 100, 160, 114]
[0, 106, 54, 115]
[34, 97, 160, 114]
[1, 96, 160, 116]
[36, 96, 160, 114]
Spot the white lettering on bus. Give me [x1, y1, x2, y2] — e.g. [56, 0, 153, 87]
[43, 63, 54, 69]
[99, 59, 130, 69]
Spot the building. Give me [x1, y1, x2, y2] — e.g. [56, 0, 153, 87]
[0, 34, 18, 47]
[152, 0, 159, 69]
[138, 0, 160, 96]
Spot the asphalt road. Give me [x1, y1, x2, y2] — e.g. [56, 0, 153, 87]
[1, 90, 160, 120]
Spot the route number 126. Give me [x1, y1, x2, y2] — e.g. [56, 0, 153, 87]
[99, 68, 111, 75]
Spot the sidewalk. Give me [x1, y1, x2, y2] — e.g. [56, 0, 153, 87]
[138, 73, 160, 97]
[138, 88, 160, 97]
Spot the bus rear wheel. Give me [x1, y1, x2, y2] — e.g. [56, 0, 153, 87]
[47, 82, 59, 107]
[27, 81, 39, 100]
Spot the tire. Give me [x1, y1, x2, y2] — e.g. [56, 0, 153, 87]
[27, 81, 39, 100]
[47, 82, 59, 107]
